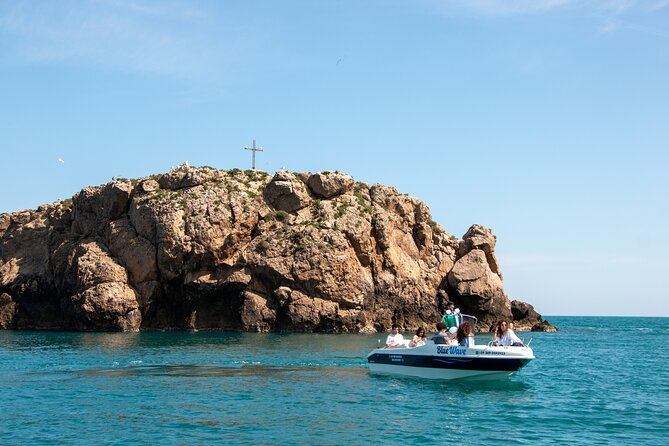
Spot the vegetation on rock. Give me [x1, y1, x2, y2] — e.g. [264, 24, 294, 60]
[0, 166, 555, 333]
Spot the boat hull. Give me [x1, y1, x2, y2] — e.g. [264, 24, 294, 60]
[367, 344, 534, 380]
[367, 363, 516, 380]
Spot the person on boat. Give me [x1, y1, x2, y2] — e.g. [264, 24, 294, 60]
[431, 322, 450, 344]
[456, 321, 475, 347]
[493, 320, 524, 346]
[385, 324, 405, 348]
[491, 322, 501, 342]
[409, 327, 426, 347]
[442, 302, 463, 329]
[446, 326, 459, 346]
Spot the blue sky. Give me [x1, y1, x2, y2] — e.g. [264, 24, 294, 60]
[1, 0, 667, 316]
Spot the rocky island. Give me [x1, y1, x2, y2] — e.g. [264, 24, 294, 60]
[0, 166, 555, 333]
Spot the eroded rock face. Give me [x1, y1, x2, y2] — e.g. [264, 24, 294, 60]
[447, 250, 508, 331]
[307, 171, 354, 198]
[158, 166, 217, 190]
[511, 300, 558, 332]
[240, 290, 276, 332]
[0, 166, 555, 332]
[460, 224, 501, 277]
[60, 240, 141, 331]
[64, 282, 141, 331]
[263, 171, 311, 212]
[72, 181, 132, 236]
[0, 293, 16, 329]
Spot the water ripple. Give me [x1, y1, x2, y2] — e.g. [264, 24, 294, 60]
[1, 317, 668, 445]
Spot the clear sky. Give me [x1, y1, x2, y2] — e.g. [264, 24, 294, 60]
[1, 0, 667, 317]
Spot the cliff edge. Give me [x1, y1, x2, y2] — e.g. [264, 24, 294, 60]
[0, 166, 556, 333]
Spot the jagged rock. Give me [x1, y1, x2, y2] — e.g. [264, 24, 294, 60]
[134, 280, 161, 311]
[0, 210, 51, 295]
[9, 211, 33, 226]
[263, 171, 311, 212]
[460, 224, 501, 278]
[281, 289, 339, 331]
[136, 179, 160, 194]
[158, 166, 217, 190]
[531, 320, 558, 332]
[68, 240, 129, 292]
[55, 239, 142, 331]
[0, 214, 10, 236]
[103, 181, 133, 220]
[71, 180, 132, 236]
[128, 195, 158, 242]
[63, 282, 141, 331]
[155, 208, 187, 281]
[0, 167, 555, 332]
[220, 268, 253, 289]
[0, 293, 16, 329]
[512, 300, 558, 332]
[239, 290, 276, 332]
[448, 250, 502, 297]
[447, 243, 510, 331]
[307, 171, 354, 198]
[107, 218, 157, 284]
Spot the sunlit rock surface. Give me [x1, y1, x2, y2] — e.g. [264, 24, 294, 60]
[0, 167, 555, 333]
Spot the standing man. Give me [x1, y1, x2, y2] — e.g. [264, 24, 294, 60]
[443, 301, 462, 329]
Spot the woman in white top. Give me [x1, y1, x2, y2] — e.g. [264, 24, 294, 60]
[494, 321, 524, 346]
[409, 327, 426, 347]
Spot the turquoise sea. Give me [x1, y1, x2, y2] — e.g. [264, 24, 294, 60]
[1, 317, 667, 445]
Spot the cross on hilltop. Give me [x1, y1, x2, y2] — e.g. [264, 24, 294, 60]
[243, 139, 263, 170]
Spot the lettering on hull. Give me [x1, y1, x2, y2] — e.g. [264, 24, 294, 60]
[436, 346, 469, 355]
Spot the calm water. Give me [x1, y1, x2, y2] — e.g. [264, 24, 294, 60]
[1, 317, 667, 445]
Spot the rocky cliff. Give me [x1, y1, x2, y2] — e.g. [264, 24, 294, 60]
[0, 166, 555, 333]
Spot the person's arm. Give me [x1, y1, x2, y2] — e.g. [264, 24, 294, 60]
[509, 330, 524, 345]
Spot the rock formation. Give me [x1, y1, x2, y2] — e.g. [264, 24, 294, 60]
[0, 166, 556, 333]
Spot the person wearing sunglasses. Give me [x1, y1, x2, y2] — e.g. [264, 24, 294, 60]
[493, 320, 524, 347]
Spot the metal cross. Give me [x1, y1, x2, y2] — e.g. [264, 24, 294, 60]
[243, 139, 263, 170]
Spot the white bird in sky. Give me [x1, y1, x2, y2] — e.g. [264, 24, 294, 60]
[57, 158, 65, 164]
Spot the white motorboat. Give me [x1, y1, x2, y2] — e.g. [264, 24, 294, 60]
[367, 342, 535, 380]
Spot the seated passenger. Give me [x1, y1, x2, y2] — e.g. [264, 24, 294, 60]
[385, 324, 405, 348]
[456, 321, 475, 347]
[409, 327, 426, 347]
[431, 322, 449, 344]
[493, 320, 524, 346]
[446, 326, 459, 346]
[491, 321, 500, 343]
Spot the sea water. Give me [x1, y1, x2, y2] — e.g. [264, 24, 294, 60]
[1, 317, 667, 445]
